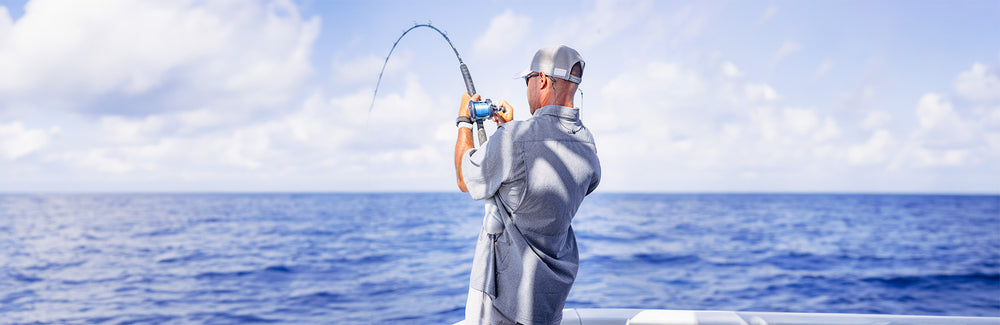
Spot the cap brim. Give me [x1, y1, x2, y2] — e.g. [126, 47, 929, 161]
[513, 68, 532, 79]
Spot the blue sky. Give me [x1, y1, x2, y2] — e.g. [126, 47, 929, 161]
[0, 0, 998, 193]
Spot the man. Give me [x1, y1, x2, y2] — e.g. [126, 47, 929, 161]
[453, 45, 601, 325]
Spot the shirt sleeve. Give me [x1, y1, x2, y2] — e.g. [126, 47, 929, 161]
[462, 125, 515, 201]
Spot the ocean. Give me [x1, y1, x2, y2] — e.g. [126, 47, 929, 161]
[1, 193, 997, 324]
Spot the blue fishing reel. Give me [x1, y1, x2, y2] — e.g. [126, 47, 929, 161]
[469, 99, 503, 121]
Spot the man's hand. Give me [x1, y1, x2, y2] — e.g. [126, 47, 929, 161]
[459, 92, 481, 118]
[493, 100, 514, 125]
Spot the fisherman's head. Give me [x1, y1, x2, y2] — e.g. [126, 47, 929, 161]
[519, 45, 584, 113]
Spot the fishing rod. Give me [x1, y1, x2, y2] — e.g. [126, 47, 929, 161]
[370, 23, 503, 146]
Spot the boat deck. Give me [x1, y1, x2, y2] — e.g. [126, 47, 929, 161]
[559, 309, 1000, 325]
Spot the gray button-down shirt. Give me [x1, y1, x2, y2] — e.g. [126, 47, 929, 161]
[462, 105, 601, 324]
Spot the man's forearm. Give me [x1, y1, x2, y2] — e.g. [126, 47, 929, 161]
[454, 127, 474, 192]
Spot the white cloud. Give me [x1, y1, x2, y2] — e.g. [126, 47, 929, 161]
[774, 41, 801, 62]
[593, 59, 852, 190]
[0, 6, 12, 41]
[0, 0, 334, 190]
[745, 83, 780, 103]
[757, 4, 778, 25]
[0, 120, 58, 160]
[43, 72, 455, 191]
[880, 61, 1000, 175]
[474, 10, 531, 57]
[0, 0, 319, 114]
[600, 61, 705, 107]
[847, 129, 895, 166]
[913, 93, 978, 148]
[954, 62, 1000, 102]
[783, 108, 819, 135]
[546, 0, 653, 50]
[838, 84, 879, 111]
[989, 107, 1000, 128]
[916, 93, 956, 129]
[721, 61, 743, 78]
[99, 115, 166, 144]
[862, 110, 892, 130]
[813, 58, 834, 81]
[891, 92, 985, 169]
[815, 116, 841, 142]
[893, 143, 972, 169]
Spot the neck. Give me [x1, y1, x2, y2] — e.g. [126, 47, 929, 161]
[552, 96, 574, 108]
[553, 84, 577, 108]
[547, 91, 574, 108]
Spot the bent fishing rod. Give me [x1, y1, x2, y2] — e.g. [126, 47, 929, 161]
[370, 23, 505, 146]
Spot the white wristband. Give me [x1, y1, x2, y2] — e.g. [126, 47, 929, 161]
[458, 122, 473, 130]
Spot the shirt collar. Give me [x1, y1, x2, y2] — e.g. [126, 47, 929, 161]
[534, 105, 579, 120]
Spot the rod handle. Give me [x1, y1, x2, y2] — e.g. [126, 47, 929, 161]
[476, 120, 488, 145]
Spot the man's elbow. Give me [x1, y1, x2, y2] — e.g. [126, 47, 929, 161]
[456, 175, 469, 193]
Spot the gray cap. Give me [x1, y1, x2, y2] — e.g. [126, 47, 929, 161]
[517, 45, 584, 84]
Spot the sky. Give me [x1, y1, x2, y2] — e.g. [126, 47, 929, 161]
[0, 0, 998, 193]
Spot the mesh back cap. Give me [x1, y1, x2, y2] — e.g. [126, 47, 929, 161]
[516, 45, 584, 84]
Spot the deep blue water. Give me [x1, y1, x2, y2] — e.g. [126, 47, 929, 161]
[1, 193, 997, 324]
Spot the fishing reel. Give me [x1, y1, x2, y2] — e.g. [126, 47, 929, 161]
[468, 99, 506, 121]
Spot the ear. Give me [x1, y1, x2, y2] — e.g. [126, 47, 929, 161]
[538, 72, 551, 89]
